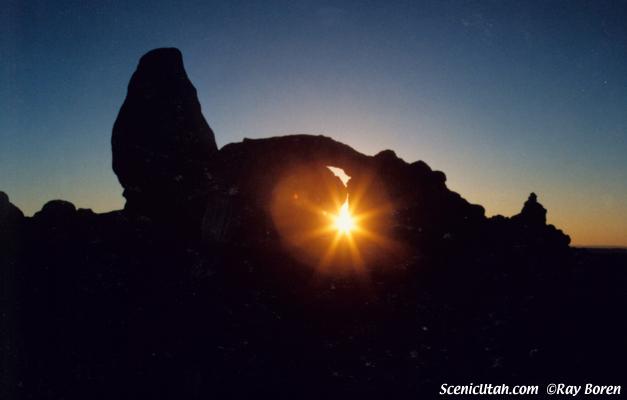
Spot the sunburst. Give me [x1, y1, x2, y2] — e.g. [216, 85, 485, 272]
[270, 166, 399, 274]
[333, 199, 355, 235]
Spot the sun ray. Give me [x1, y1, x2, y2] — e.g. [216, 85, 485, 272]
[346, 233, 365, 271]
[290, 224, 336, 246]
[351, 202, 394, 222]
[319, 231, 343, 268]
[271, 168, 400, 274]
[351, 227, 393, 249]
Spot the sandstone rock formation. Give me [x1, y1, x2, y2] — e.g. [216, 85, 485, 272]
[33, 199, 77, 222]
[516, 192, 547, 226]
[0, 191, 24, 233]
[112, 48, 218, 225]
[206, 134, 489, 262]
[511, 192, 570, 248]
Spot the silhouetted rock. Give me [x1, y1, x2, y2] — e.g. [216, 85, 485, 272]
[0, 191, 24, 233]
[516, 192, 547, 226]
[0, 191, 24, 263]
[33, 199, 77, 221]
[0, 193, 24, 400]
[112, 48, 218, 228]
[201, 135, 358, 267]
[510, 193, 570, 248]
[207, 134, 486, 263]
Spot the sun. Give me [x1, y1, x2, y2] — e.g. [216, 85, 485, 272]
[333, 199, 355, 235]
[270, 166, 399, 272]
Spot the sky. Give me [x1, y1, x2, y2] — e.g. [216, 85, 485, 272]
[1, 0, 626, 247]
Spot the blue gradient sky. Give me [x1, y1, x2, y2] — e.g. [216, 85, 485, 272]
[2, 0, 626, 246]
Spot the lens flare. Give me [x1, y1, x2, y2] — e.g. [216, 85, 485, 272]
[270, 165, 401, 274]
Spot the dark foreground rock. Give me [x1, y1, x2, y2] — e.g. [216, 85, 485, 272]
[3, 187, 624, 399]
